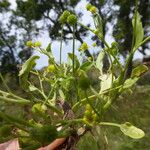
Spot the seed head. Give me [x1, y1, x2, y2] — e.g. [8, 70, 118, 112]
[34, 41, 41, 47]
[26, 41, 33, 47]
[67, 14, 77, 26]
[90, 6, 97, 14]
[79, 42, 88, 51]
[86, 3, 92, 11]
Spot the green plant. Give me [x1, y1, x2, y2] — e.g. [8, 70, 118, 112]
[0, 2, 150, 149]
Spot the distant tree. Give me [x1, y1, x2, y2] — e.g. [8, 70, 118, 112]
[0, 0, 149, 75]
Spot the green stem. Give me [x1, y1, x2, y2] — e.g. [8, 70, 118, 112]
[36, 70, 45, 96]
[78, 22, 94, 32]
[60, 25, 63, 65]
[84, 90, 101, 118]
[0, 95, 31, 105]
[99, 122, 120, 127]
[72, 26, 75, 74]
[72, 84, 123, 111]
[0, 73, 11, 93]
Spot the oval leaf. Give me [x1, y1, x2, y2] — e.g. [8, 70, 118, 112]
[132, 11, 144, 49]
[96, 50, 105, 74]
[19, 55, 40, 91]
[131, 64, 148, 78]
[120, 122, 145, 139]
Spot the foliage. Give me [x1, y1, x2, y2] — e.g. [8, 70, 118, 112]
[0, 2, 150, 149]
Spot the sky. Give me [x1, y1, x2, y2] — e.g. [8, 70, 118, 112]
[8, 0, 144, 69]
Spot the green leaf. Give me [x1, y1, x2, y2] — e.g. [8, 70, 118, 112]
[80, 61, 93, 71]
[131, 64, 148, 78]
[132, 11, 144, 49]
[93, 13, 103, 35]
[96, 50, 105, 74]
[29, 124, 58, 145]
[68, 53, 80, 70]
[123, 77, 139, 89]
[120, 122, 145, 139]
[29, 84, 38, 92]
[19, 55, 40, 91]
[99, 74, 113, 92]
[46, 43, 51, 52]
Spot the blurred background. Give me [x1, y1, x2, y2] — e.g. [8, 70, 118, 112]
[0, 0, 150, 149]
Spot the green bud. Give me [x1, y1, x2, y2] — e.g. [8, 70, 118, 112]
[26, 41, 33, 47]
[79, 42, 88, 51]
[90, 6, 97, 14]
[93, 30, 99, 35]
[67, 14, 77, 26]
[46, 65, 56, 73]
[92, 42, 97, 47]
[63, 10, 70, 18]
[34, 41, 41, 47]
[86, 104, 92, 111]
[86, 3, 92, 11]
[59, 10, 70, 24]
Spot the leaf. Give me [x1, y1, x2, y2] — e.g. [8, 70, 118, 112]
[29, 84, 38, 92]
[80, 61, 93, 71]
[131, 64, 148, 78]
[46, 43, 51, 52]
[68, 53, 80, 70]
[19, 55, 40, 91]
[132, 11, 144, 49]
[99, 74, 113, 92]
[93, 13, 103, 34]
[96, 50, 105, 74]
[29, 125, 58, 145]
[123, 77, 139, 89]
[120, 122, 145, 139]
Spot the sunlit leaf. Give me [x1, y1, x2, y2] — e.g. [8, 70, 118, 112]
[19, 55, 39, 91]
[120, 122, 145, 139]
[132, 11, 144, 49]
[131, 64, 148, 78]
[99, 74, 113, 92]
[96, 50, 105, 74]
[80, 61, 93, 71]
[68, 53, 80, 70]
[123, 77, 138, 89]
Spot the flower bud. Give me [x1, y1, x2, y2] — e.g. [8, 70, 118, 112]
[34, 41, 41, 47]
[92, 42, 97, 47]
[90, 6, 97, 14]
[59, 10, 70, 24]
[46, 65, 56, 73]
[67, 14, 77, 26]
[79, 42, 88, 51]
[26, 41, 33, 47]
[86, 3, 92, 11]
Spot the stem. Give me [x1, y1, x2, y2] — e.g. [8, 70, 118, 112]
[84, 90, 101, 118]
[131, 0, 138, 50]
[36, 70, 45, 95]
[72, 84, 123, 111]
[60, 25, 63, 65]
[78, 22, 94, 32]
[99, 122, 120, 127]
[0, 95, 31, 105]
[72, 26, 75, 74]
[0, 73, 11, 93]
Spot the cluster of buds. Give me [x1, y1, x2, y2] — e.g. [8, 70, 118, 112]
[78, 42, 89, 51]
[26, 41, 41, 48]
[83, 104, 99, 125]
[59, 10, 77, 26]
[46, 64, 56, 73]
[86, 3, 97, 14]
